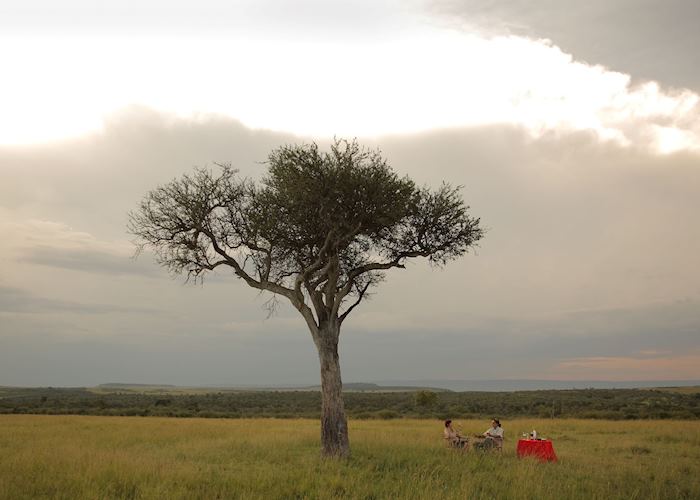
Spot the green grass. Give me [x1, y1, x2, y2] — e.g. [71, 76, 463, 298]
[1, 416, 699, 499]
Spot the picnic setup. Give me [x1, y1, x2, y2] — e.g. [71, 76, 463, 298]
[444, 419, 558, 462]
[516, 434, 558, 462]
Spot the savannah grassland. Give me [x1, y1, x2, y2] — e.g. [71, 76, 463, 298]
[1, 416, 699, 500]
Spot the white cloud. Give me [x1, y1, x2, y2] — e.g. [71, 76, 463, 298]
[2, 10, 700, 153]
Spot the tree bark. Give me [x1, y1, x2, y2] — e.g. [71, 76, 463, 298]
[316, 324, 350, 458]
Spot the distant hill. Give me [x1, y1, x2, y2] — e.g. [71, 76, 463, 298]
[91, 380, 700, 393]
[303, 383, 451, 393]
[95, 382, 450, 393]
[98, 383, 176, 389]
[373, 379, 700, 392]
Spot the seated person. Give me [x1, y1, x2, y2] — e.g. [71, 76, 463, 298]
[474, 418, 504, 450]
[443, 419, 468, 449]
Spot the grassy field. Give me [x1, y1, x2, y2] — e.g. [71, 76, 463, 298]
[1, 416, 698, 499]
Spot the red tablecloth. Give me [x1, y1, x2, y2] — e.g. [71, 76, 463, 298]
[516, 439, 557, 462]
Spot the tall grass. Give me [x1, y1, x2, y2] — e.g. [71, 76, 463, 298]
[1, 416, 698, 499]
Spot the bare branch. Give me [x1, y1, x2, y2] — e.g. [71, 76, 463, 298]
[339, 279, 372, 324]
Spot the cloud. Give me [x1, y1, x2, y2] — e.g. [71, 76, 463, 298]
[2, 6, 700, 152]
[3, 217, 127, 252]
[22, 245, 159, 277]
[0, 286, 157, 315]
[428, 0, 700, 92]
[0, 0, 416, 40]
[0, 215, 160, 277]
[637, 349, 672, 357]
[547, 352, 700, 380]
[338, 298, 700, 380]
[0, 111, 699, 384]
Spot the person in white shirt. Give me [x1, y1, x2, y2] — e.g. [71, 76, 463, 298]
[475, 418, 504, 450]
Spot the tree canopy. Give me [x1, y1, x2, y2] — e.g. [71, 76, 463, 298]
[128, 139, 483, 331]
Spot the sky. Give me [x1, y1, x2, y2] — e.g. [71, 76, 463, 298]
[1, 0, 699, 386]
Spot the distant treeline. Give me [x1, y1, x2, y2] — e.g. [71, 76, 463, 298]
[1, 387, 698, 420]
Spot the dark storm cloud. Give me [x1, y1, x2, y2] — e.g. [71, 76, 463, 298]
[431, 0, 700, 90]
[340, 298, 700, 380]
[489, 299, 700, 360]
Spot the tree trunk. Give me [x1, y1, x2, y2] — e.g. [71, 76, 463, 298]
[316, 324, 350, 458]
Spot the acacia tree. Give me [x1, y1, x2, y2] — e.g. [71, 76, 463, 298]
[128, 139, 483, 457]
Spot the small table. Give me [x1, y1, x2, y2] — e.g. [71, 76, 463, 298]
[516, 439, 557, 462]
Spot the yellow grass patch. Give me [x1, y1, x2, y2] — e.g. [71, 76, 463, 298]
[1, 416, 698, 499]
